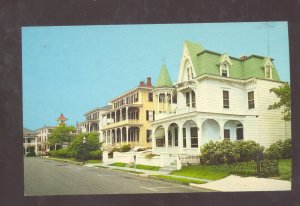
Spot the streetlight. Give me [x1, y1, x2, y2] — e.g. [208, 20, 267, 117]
[82, 136, 86, 165]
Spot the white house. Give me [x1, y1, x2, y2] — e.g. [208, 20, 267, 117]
[151, 40, 291, 155]
[76, 105, 112, 142]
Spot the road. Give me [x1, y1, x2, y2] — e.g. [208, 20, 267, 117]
[24, 157, 210, 196]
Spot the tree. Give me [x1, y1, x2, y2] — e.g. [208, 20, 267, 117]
[68, 132, 103, 161]
[268, 82, 291, 121]
[48, 125, 76, 146]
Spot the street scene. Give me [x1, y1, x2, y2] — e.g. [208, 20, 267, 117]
[24, 157, 210, 195]
[22, 22, 291, 195]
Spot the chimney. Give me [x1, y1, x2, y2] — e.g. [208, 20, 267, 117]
[139, 81, 145, 87]
[240, 56, 248, 61]
[146, 77, 152, 87]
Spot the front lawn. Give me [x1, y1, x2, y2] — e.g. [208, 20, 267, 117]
[150, 175, 206, 185]
[109, 162, 160, 171]
[278, 159, 292, 181]
[171, 159, 291, 181]
[171, 164, 230, 181]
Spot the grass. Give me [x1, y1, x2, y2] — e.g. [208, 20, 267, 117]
[109, 162, 127, 167]
[108, 163, 160, 171]
[278, 159, 292, 181]
[85, 159, 101, 164]
[171, 159, 292, 181]
[134, 164, 160, 171]
[150, 175, 206, 185]
[171, 164, 230, 181]
[48, 157, 101, 165]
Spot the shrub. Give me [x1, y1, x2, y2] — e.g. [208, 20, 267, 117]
[119, 144, 131, 152]
[200, 140, 239, 165]
[235, 140, 264, 162]
[145, 153, 156, 159]
[264, 139, 291, 160]
[200, 140, 265, 165]
[26, 151, 36, 157]
[48, 149, 74, 158]
[87, 150, 102, 160]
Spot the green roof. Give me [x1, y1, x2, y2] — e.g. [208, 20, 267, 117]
[156, 64, 173, 87]
[185, 41, 281, 81]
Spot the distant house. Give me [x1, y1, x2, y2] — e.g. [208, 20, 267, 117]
[23, 128, 38, 155]
[150, 40, 291, 155]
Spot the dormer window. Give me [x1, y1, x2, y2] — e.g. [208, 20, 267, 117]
[220, 63, 229, 77]
[264, 58, 273, 79]
[265, 65, 272, 79]
[219, 54, 232, 78]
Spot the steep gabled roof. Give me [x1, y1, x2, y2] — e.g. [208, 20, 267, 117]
[156, 64, 173, 87]
[185, 40, 205, 76]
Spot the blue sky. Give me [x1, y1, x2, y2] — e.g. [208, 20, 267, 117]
[22, 22, 290, 130]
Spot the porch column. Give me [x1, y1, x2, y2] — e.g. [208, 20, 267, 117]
[219, 120, 224, 140]
[164, 93, 167, 113]
[189, 91, 192, 108]
[126, 107, 128, 121]
[178, 125, 183, 152]
[171, 127, 175, 147]
[152, 128, 156, 149]
[126, 126, 129, 144]
[120, 128, 123, 143]
[186, 125, 191, 149]
[35, 138, 38, 154]
[197, 125, 201, 150]
[164, 126, 168, 149]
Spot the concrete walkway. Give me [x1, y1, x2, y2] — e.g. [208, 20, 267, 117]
[191, 175, 291, 192]
[84, 163, 291, 192]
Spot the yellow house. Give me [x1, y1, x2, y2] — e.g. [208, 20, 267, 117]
[101, 77, 155, 148]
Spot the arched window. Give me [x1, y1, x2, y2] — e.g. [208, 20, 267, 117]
[220, 62, 229, 77]
[265, 65, 272, 79]
[183, 60, 193, 81]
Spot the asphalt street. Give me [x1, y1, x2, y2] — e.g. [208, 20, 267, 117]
[24, 157, 210, 196]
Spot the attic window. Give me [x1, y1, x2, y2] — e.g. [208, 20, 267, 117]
[220, 62, 229, 77]
[265, 65, 272, 79]
[184, 60, 193, 81]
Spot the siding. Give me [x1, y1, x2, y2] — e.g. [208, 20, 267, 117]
[256, 79, 291, 147]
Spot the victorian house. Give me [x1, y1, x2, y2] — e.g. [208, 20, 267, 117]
[151, 41, 291, 155]
[101, 77, 155, 148]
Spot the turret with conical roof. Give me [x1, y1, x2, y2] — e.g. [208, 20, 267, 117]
[156, 64, 173, 87]
[57, 113, 67, 126]
[152, 64, 176, 115]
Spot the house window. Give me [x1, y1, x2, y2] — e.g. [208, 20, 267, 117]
[190, 127, 198, 148]
[186, 92, 190, 107]
[146, 130, 152, 142]
[172, 93, 177, 103]
[220, 63, 229, 77]
[248, 91, 255, 109]
[146, 110, 154, 121]
[183, 128, 186, 148]
[223, 90, 229, 108]
[159, 94, 165, 102]
[191, 91, 196, 108]
[148, 92, 153, 102]
[224, 129, 230, 139]
[265, 65, 272, 79]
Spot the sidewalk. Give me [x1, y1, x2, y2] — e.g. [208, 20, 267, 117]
[85, 163, 211, 182]
[190, 175, 291, 192]
[86, 163, 292, 192]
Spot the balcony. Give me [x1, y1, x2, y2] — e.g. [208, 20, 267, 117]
[102, 119, 141, 130]
[176, 106, 197, 115]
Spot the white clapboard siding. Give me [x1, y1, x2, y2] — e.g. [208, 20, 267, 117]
[255, 79, 291, 147]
